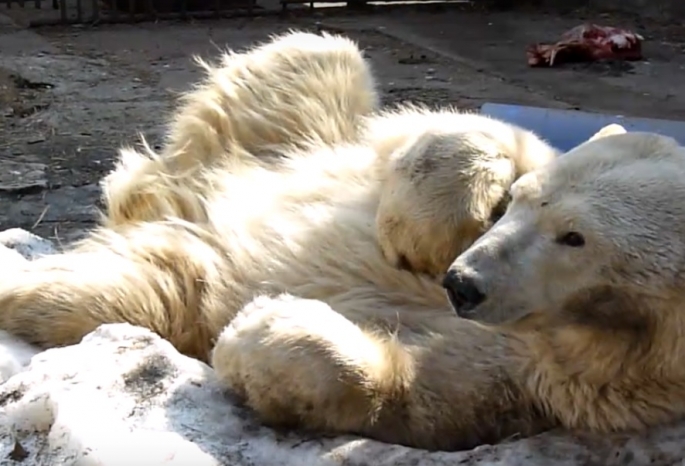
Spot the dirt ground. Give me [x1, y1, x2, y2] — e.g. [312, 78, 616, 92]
[1, 4, 685, 243]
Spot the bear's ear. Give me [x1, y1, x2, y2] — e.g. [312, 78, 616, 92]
[558, 285, 651, 333]
[588, 124, 627, 142]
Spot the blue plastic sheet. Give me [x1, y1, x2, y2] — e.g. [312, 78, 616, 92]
[480, 103, 685, 153]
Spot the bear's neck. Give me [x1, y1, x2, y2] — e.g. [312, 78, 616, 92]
[504, 300, 685, 434]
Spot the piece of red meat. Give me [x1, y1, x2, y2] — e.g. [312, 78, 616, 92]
[527, 23, 644, 67]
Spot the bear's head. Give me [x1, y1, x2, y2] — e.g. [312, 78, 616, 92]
[443, 130, 685, 331]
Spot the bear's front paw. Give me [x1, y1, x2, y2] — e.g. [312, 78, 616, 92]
[211, 293, 385, 430]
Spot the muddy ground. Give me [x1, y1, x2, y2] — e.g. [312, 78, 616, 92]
[1, 4, 684, 243]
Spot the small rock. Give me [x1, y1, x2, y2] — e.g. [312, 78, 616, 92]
[8, 440, 29, 461]
[26, 136, 46, 145]
[0, 160, 47, 194]
[0, 228, 57, 260]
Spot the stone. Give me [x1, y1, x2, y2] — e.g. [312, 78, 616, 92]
[0, 160, 47, 194]
[0, 185, 101, 244]
[0, 228, 57, 260]
[1, 228, 685, 465]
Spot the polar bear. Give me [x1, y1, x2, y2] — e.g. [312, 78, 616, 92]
[0, 31, 626, 451]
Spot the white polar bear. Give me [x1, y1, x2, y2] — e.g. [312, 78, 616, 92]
[0, 31, 616, 452]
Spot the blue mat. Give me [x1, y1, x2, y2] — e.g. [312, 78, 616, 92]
[480, 103, 685, 153]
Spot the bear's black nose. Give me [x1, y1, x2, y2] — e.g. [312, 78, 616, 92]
[442, 269, 486, 317]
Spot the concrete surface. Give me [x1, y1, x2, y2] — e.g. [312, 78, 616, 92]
[535, 0, 685, 19]
[0, 6, 684, 243]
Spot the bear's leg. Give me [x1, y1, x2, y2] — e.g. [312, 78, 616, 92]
[212, 294, 409, 433]
[103, 31, 378, 227]
[375, 131, 516, 277]
[0, 222, 228, 361]
[212, 294, 543, 451]
[164, 31, 378, 170]
[100, 146, 212, 228]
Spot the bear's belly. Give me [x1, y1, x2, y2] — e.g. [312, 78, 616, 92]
[208, 185, 450, 327]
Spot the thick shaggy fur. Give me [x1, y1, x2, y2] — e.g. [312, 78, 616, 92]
[103, 31, 379, 227]
[366, 105, 558, 276]
[1, 32, 660, 452]
[446, 131, 685, 435]
[101, 31, 558, 277]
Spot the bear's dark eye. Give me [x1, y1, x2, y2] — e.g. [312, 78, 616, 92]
[556, 231, 585, 247]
